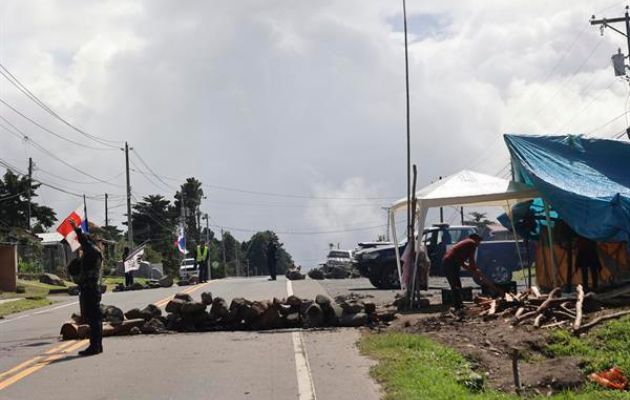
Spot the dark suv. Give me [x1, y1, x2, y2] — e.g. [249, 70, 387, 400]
[354, 224, 477, 289]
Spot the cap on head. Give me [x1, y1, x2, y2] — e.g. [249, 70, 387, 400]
[468, 233, 482, 242]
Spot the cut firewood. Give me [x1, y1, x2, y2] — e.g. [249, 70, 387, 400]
[560, 302, 576, 317]
[513, 287, 561, 325]
[542, 320, 568, 329]
[573, 310, 630, 335]
[533, 314, 545, 328]
[531, 286, 541, 298]
[573, 284, 584, 331]
[488, 300, 497, 316]
[514, 307, 525, 319]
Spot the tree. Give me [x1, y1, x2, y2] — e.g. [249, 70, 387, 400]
[131, 194, 178, 275]
[132, 195, 174, 244]
[243, 231, 293, 276]
[172, 177, 204, 248]
[463, 211, 492, 233]
[0, 169, 56, 233]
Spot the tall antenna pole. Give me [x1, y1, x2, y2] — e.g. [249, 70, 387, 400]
[402, 0, 412, 245]
[105, 193, 109, 228]
[125, 142, 133, 248]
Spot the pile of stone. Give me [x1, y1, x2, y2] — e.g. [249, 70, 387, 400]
[176, 275, 199, 287]
[59, 292, 395, 340]
[112, 276, 173, 292]
[285, 266, 305, 281]
[68, 284, 107, 296]
[39, 273, 66, 287]
[60, 303, 168, 340]
[307, 265, 360, 280]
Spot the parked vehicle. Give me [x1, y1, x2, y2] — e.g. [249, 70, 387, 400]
[325, 249, 354, 267]
[178, 258, 197, 279]
[354, 224, 477, 289]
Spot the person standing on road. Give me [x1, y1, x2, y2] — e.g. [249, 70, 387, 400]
[441, 233, 483, 309]
[123, 246, 134, 287]
[69, 219, 104, 356]
[196, 240, 210, 283]
[267, 241, 277, 281]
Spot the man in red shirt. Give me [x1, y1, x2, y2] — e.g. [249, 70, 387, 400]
[442, 233, 482, 309]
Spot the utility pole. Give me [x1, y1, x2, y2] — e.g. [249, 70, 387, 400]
[591, 7, 630, 59]
[591, 7, 630, 139]
[27, 157, 32, 230]
[460, 207, 464, 225]
[203, 213, 209, 243]
[105, 193, 109, 228]
[382, 206, 391, 241]
[221, 228, 227, 276]
[439, 176, 444, 223]
[125, 142, 133, 248]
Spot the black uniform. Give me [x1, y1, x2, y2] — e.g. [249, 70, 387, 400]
[75, 227, 103, 355]
[267, 242, 277, 281]
[576, 237, 601, 292]
[123, 247, 133, 287]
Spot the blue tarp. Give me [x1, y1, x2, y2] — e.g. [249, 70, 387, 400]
[504, 134, 630, 243]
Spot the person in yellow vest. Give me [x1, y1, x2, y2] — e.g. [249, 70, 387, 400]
[196, 241, 210, 283]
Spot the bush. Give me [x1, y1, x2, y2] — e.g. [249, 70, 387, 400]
[18, 259, 43, 274]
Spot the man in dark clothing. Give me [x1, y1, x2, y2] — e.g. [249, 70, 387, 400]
[575, 236, 601, 292]
[122, 246, 134, 287]
[69, 219, 103, 356]
[442, 233, 483, 309]
[267, 242, 277, 281]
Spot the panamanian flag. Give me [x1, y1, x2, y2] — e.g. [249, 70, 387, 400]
[56, 206, 88, 251]
[175, 225, 187, 254]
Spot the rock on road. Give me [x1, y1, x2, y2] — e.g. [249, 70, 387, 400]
[0, 277, 382, 400]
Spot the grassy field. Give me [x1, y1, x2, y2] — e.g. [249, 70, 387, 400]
[359, 331, 629, 400]
[0, 297, 54, 318]
[547, 315, 630, 377]
[0, 279, 74, 300]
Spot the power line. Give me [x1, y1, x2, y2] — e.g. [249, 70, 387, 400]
[208, 222, 391, 236]
[0, 97, 117, 151]
[0, 118, 122, 187]
[0, 157, 105, 200]
[0, 63, 121, 148]
[131, 149, 176, 190]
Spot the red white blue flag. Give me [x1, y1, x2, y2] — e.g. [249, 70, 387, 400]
[175, 225, 187, 254]
[56, 206, 88, 251]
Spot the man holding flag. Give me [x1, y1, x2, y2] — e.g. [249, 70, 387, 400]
[58, 205, 104, 356]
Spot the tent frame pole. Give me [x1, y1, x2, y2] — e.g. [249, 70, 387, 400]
[543, 200, 558, 288]
[391, 212, 403, 288]
[506, 201, 527, 288]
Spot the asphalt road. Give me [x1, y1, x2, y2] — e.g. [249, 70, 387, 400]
[0, 277, 383, 400]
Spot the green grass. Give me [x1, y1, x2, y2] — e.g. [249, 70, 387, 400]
[547, 315, 630, 375]
[0, 297, 54, 318]
[0, 279, 75, 300]
[359, 332, 630, 400]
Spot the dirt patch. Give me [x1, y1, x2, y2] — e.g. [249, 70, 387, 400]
[391, 311, 584, 396]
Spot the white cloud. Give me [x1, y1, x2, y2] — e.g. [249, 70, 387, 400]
[0, 0, 627, 264]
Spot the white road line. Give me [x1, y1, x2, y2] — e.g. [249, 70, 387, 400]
[287, 280, 317, 400]
[0, 314, 29, 325]
[32, 301, 79, 315]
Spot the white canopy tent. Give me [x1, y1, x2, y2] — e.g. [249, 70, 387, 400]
[388, 170, 541, 290]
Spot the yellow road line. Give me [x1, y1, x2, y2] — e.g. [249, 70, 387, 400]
[0, 340, 78, 381]
[0, 340, 87, 391]
[44, 340, 78, 355]
[0, 357, 43, 381]
[0, 282, 213, 390]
